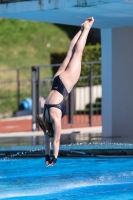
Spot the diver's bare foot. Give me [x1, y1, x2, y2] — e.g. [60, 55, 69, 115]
[81, 17, 94, 30]
[47, 156, 57, 167]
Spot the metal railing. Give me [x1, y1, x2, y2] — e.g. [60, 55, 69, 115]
[0, 67, 31, 118]
[31, 62, 102, 131]
[0, 62, 102, 130]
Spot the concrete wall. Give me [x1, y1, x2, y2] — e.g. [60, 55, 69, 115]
[102, 27, 133, 141]
[112, 27, 133, 138]
[101, 29, 112, 138]
[75, 85, 102, 110]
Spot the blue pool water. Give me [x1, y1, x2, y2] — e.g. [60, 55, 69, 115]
[0, 157, 133, 200]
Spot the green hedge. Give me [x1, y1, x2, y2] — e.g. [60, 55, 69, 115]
[75, 97, 102, 115]
[50, 44, 101, 86]
[50, 52, 66, 75]
[0, 89, 31, 115]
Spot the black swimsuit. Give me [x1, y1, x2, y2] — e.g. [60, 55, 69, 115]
[43, 76, 69, 121]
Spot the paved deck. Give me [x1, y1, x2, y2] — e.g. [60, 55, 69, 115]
[0, 115, 102, 137]
[0, 126, 102, 137]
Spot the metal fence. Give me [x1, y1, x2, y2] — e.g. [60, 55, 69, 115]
[32, 62, 102, 131]
[0, 67, 31, 118]
[0, 62, 102, 130]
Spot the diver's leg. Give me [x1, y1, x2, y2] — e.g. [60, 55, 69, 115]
[60, 17, 94, 92]
[54, 29, 82, 76]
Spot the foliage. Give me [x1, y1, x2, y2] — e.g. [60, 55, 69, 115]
[50, 52, 66, 75]
[0, 89, 31, 115]
[50, 44, 101, 86]
[0, 18, 70, 77]
[75, 97, 102, 115]
[0, 18, 101, 116]
[79, 44, 101, 86]
[0, 18, 71, 116]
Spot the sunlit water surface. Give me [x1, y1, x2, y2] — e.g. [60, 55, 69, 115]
[0, 157, 133, 200]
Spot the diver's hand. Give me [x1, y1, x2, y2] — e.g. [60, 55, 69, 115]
[46, 155, 57, 167]
[45, 155, 50, 167]
[46, 162, 54, 167]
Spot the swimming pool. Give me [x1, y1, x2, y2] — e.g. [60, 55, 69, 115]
[0, 157, 133, 200]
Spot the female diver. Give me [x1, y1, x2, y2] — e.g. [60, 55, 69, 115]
[37, 17, 94, 167]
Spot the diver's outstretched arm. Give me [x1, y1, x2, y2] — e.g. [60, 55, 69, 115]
[45, 134, 51, 166]
[47, 118, 61, 166]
